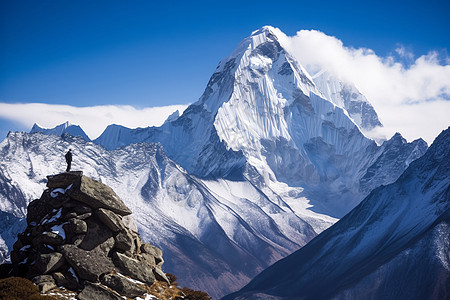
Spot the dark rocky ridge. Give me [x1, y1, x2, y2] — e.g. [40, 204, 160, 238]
[10, 171, 169, 299]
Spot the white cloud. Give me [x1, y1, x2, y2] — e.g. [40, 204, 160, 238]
[280, 29, 450, 144]
[0, 103, 188, 139]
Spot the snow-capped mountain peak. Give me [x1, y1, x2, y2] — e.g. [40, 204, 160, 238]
[30, 121, 91, 141]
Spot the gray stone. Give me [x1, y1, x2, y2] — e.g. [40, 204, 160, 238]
[38, 281, 57, 293]
[122, 215, 138, 233]
[96, 208, 125, 232]
[114, 230, 134, 252]
[26, 194, 53, 225]
[101, 274, 146, 298]
[77, 282, 122, 300]
[76, 212, 92, 220]
[67, 176, 131, 216]
[34, 231, 64, 246]
[137, 253, 156, 268]
[153, 267, 170, 284]
[61, 244, 115, 282]
[53, 271, 79, 290]
[46, 171, 83, 189]
[34, 252, 66, 274]
[73, 204, 92, 214]
[64, 212, 78, 220]
[141, 243, 164, 266]
[78, 218, 114, 253]
[32, 274, 55, 285]
[63, 218, 88, 237]
[47, 193, 71, 209]
[112, 252, 155, 285]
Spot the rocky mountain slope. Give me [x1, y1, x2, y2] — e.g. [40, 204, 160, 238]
[0, 132, 320, 298]
[224, 127, 450, 300]
[0, 26, 430, 298]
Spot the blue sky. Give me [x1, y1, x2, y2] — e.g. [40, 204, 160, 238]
[0, 0, 449, 140]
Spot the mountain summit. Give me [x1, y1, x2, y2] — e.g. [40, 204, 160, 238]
[0, 26, 429, 298]
[93, 26, 424, 216]
[30, 121, 91, 142]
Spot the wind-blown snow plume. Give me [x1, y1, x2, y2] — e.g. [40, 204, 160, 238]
[281, 29, 450, 144]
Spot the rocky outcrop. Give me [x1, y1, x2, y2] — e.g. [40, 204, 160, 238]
[10, 171, 169, 299]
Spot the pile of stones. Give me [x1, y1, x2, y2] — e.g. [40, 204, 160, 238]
[10, 171, 169, 299]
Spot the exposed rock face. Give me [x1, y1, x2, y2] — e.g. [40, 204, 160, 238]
[10, 171, 169, 298]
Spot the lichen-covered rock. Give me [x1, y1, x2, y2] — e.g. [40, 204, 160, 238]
[153, 267, 170, 284]
[113, 252, 155, 285]
[96, 208, 125, 232]
[34, 252, 65, 274]
[77, 218, 114, 253]
[77, 282, 122, 300]
[101, 274, 146, 298]
[53, 271, 79, 290]
[12, 172, 172, 299]
[141, 243, 164, 267]
[114, 229, 134, 252]
[67, 175, 132, 216]
[61, 244, 115, 282]
[63, 218, 88, 237]
[46, 171, 83, 189]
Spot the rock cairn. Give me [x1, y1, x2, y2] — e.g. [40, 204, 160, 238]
[11, 171, 169, 299]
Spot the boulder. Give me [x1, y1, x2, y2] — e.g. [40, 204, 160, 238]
[76, 212, 92, 220]
[96, 208, 125, 232]
[153, 267, 170, 284]
[114, 230, 134, 252]
[27, 195, 53, 225]
[101, 274, 146, 298]
[77, 218, 114, 253]
[34, 231, 64, 246]
[67, 176, 132, 216]
[34, 252, 66, 274]
[63, 218, 88, 237]
[46, 171, 83, 189]
[122, 215, 138, 233]
[32, 274, 55, 285]
[61, 244, 115, 282]
[38, 281, 57, 293]
[141, 243, 164, 267]
[53, 271, 79, 290]
[112, 252, 155, 285]
[77, 282, 122, 300]
[12, 172, 176, 298]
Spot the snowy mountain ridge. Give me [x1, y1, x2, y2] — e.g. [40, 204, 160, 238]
[0, 26, 433, 298]
[0, 131, 324, 297]
[224, 127, 450, 300]
[30, 121, 91, 141]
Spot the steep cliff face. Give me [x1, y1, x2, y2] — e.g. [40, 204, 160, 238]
[224, 127, 450, 300]
[10, 171, 172, 299]
[91, 26, 427, 215]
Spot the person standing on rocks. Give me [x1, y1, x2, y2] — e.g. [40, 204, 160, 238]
[65, 149, 72, 172]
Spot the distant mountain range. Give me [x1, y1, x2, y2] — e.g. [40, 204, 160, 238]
[0, 26, 439, 299]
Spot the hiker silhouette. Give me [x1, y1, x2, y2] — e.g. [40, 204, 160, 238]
[65, 149, 72, 172]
